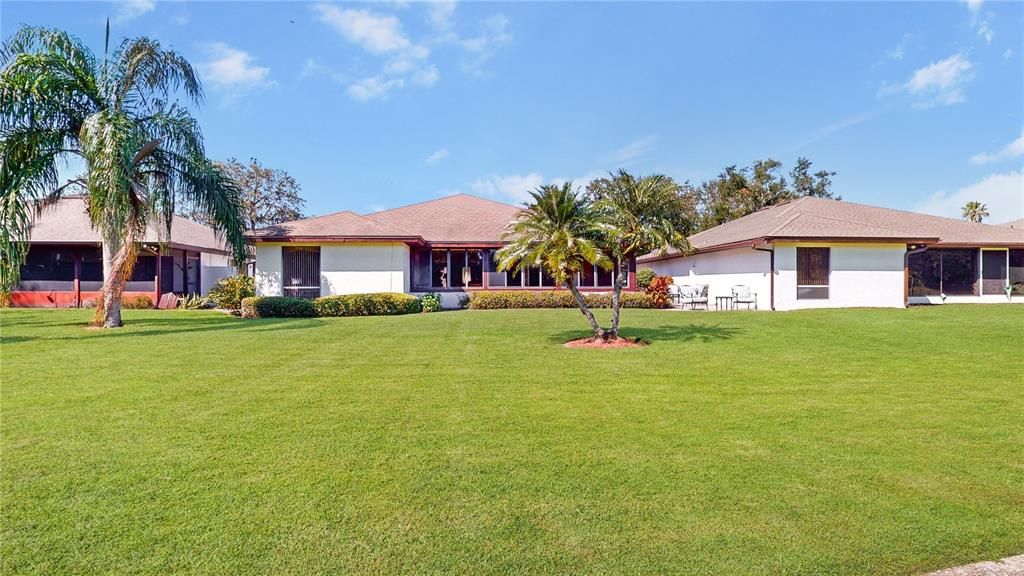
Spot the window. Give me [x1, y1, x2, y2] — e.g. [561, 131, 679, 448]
[466, 250, 483, 288]
[1011, 249, 1024, 296]
[282, 246, 320, 299]
[908, 251, 941, 296]
[796, 247, 829, 299]
[411, 248, 431, 290]
[941, 249, 977, 296]
[20, 246, 76, 282]
[431, 250, 448, 288]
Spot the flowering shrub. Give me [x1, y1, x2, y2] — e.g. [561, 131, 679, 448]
[645, 275, 673, 308]
[467, 290, 658, 309]
[419, 292, 442, 313]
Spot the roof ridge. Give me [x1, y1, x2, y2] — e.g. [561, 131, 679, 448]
[802, 196, 1021, 231]
[365, 193, 522, 217]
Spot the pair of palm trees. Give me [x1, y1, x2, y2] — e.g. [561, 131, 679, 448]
[497, 173, 689, 341]
[1, 25, 248, 327]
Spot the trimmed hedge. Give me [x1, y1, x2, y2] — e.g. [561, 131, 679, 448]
[241, 293, 422, 318]
[241, 296, 316, 318]
[467, 290, 661, 310]
[314, 293, 421, 317]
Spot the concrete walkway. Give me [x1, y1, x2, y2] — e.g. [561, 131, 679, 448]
[923, 554, 1024, 576]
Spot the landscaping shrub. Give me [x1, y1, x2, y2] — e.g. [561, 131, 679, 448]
[241, 296, 317, 318]
[645, 275, 673, 308]
[207, 275, 255, 310]
[467, 290, 659, 309]
[178, 293, 211, 310]
[313, 293, 421, 317]
[636, 268, 657, 290]
[419, 292, 442, 313]
[122, 295, 154, 309]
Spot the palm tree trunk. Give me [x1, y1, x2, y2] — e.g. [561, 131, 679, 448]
[99, 233, 124, 327]
[566, 277, 605, 339]
[609, 258, 629, 338]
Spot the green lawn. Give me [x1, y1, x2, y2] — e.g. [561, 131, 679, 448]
[1, 306, 1022, 575]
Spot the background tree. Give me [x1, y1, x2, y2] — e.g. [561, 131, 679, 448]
[587, 170, 692, 338]
[691, 157, 838, 230]
[961, 201, 989, 223]
[495, 183, 611, 338]
[0, 25, 247, 327]
[177, 157, 305, 229]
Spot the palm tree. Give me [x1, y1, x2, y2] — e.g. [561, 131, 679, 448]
[495, 183, 612, 339]
[0, 25, 247, 327]
[962, 201, 989, 223]
[588, 170, 692, 337]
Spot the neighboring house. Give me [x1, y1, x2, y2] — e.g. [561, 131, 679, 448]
[639, 197, 1024, 310]
[11, 197, 236, 308]
[246, 194, 637, 308]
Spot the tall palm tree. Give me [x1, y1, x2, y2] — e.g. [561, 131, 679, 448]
[588, 170, 692, 337]
[496, 183, 612, 338]
[0, 25, 247, 327]
[961, 201, 989, 223]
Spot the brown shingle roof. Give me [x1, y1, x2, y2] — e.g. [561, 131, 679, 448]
[641, 196, 1024, 261]
[246, 210, 418, 240]
[364, 194, 523, 243]
[1004, 218, 1024, 229]
[246, 193, 523, 244]
[28, 197, 230, 253]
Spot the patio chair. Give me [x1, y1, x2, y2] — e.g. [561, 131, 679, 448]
[690, 284, 709, 310]
[668, 284, 689, 307]
[732, 284, 757, 310]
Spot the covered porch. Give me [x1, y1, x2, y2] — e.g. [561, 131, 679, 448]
[907, 246, 1024, 304]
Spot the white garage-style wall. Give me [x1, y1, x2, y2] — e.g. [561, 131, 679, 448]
[252, 242, 410, 297]
[200, 252, 235, 295]
[643, 247, 772, 309]
[774, 243, 906, 310]
[320, 243, 409, 295]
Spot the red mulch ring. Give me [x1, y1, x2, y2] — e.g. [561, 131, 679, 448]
[564, 336, 648, 349]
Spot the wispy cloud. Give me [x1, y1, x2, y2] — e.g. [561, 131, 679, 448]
[914, 170, 1024, 222]
[790, 111, 878, 151]
[472, 173, 544, 203]
[606, 135, 658, 166]
[885, 33, 913, 61]
[969, 131, 1024, 165]
[425, 148, 449, 165]
[113, 0, 154, 22]
[880, 53, 973, 109]
[1003, 48, 1014, 61]
[199, 43, 273, 93]
[962, 0, 994, 44]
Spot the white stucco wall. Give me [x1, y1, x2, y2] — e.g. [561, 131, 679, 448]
[320, 243, 409, 295]
[200, 252, 235, 295]
[644, 247, 772, 309]
[252, 243, 409, 297]
[254, 245, 282, 297]
[774, 244, 906, 310]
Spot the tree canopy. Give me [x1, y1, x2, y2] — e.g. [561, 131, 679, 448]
[178, 157, 305, 230]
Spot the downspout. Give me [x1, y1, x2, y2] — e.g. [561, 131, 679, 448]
[904, 245, 928, 307]
[753, 245, 775, 311]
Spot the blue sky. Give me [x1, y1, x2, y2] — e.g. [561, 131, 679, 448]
[3, 0, 1023, 222]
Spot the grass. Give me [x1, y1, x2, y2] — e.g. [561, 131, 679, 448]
[1, 305, 1022, 575]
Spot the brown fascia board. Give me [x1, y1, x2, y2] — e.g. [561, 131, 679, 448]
[247, 235, 425, 245]
[638, 235, 947, 263]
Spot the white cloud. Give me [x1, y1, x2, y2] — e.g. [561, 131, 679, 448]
[962, 0, 994, 44]
[347, 76, 404, 101]
[963, 0, 983, 13]
[606, 135, 658, 165]
[199, 43, 272, 90]
[314, 5, 417, 55]
[791, 111, 877, 151]
[457, 13, 512, 75]
[913, 171, 1024, 222]
[882, 53, 973, 108]
[425, 148, 449, 164]
[472, 173, 544, 203]
[428, 0, 456, 32]
[113, 0, 154, 22]
[412, 64, 439, 86]
[885, 33, 913, 61]
[969, 131, 1024, 165]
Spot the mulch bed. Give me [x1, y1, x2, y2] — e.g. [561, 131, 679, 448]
[564, 336, 648, 349]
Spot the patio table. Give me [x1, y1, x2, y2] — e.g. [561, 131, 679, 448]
[715, 295, 734, 310]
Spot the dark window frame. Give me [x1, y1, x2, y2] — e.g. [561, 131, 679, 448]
[796, 247, 830, 300]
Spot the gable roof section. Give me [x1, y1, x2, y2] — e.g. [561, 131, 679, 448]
[1004, 218, 1024, 229]
[246, 210, 419, 241]
[28, 197, 230, 254]
[364, 194, 523, 243]
[642, 196, 1024, 261]
[247, 193, 524, 244]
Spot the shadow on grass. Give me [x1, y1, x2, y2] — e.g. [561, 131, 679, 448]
[549, 323, 743, 345]
[6, 314, 323, 342]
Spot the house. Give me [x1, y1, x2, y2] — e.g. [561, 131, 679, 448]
[11, 197, 236, 308]
[638, 197, 1024, 310]
[246, 194, 637, 308]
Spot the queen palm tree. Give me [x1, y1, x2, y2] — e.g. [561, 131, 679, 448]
[587, 170, 692, 337]
[961, 201, 989, 223]
[0, 24, 247, 327]
[495, 182, 612, 339]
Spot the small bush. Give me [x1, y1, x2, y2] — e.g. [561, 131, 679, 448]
[122, 295, 154, 309]
[645, 275, 673, 308]
[313, 293, 421, 317]
[467, 290, 659, 309]
[636, 268, 658, 290]
[419, 292, 442, 313]
[178, 293, 211, 310]
[241, 296, 317, 318]
[208, 275, 255, 310]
